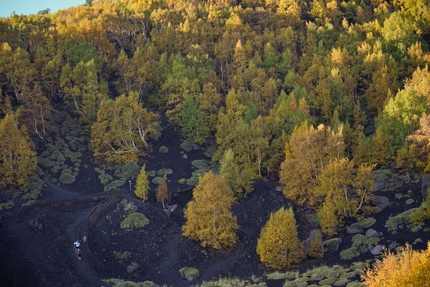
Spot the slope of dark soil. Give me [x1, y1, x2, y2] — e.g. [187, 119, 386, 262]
[1, 124, 430, 287]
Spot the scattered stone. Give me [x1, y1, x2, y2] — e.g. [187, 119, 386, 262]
[168, 204, 178, 212]
[192, 144, 199, 150]
[365, 229, 380, 238]
[373, 182, 385, 192]
[182, 154, 188, 159]
[127, 262, 139, 274]
[370, 245, 385, 255]
[303, 229, 322, 253]
[275, 186, 283, 192]
[421, 174, 430, 199]
[374, 196, 389, 209]
[346, 222, 363, 234]
[29, 219, 43, 231]
[395, 193, 403, 199]
[388, 241, 398, 249]
[323, 238, 342, 253]
[128, 205, 138, 213]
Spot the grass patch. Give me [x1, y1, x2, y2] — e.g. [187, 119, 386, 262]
[157, 168, 173, 176]
[267, 271, 289, 280]
[115, 161, 140, 180]
[112, 251, 131, 263]
[180, 141, 193, 152]
[319, 277, 337, 285]
[99, 173, 113, 185]
[364, 237, 380, 245]
[178, 178, 186, 184]
[0, 201, 15, 211]
[352, 234, 367, 247]
[385, 208, 417, 228]
[120, 213, 149, 229]
[340, 247, 360, 260]
[191, 159, 210, 171]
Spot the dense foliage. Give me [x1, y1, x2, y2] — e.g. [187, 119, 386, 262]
[1, 0, 430, 271]
[361, 243, 430, 287]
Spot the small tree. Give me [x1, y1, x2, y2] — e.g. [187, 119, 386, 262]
[135, 164, 149, 202]
[156, 174, 170, 208]
[362, 243, 430, 287]
[256, 207, 303, 269]
[182, 170, 238, 249]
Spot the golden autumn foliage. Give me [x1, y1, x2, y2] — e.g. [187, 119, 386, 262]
[91, 92, 158, 164]
[361, 243, 430, 287]
[315, 158, 375, 235]
[279, 122, 345, 207]
[0, 113, 37, 189]
[182, 170, 238, 249]
[256, 207, 303, 269]
[135, 164, 149, 202]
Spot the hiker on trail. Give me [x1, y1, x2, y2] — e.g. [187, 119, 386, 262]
[74, 240, 80, 249]
[76, 248, 82, 260]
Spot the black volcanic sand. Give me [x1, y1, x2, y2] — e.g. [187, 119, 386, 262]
[1, 124, 429, 287]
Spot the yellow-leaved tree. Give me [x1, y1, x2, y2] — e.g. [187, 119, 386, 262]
[0, 113, 37, 189]
[156, 174, 170, 209]
[135, 164, 149, 202]
[91, 92, 158, 163]
[279, 122, 345, 207]
[315, 158, 375, 235]
[256, 207, 303, 269]
[361, 243, 430, 287]
[182, 170, 238, 249]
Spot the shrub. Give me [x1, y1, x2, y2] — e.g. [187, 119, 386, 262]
[120, 213, 149, 229]
[191, 159, 210, 171]
[179, 267, 199, 279]
[359, 218, 376, 228]
[112, 251, 131, 263]
[58, 173, 76, 184]
[340, 247, 361, 260]
[159, 146, 169, 153]
[98, 173, 113, 185]
[115, 161, 140, 179]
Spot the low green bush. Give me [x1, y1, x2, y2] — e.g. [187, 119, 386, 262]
[59, 173, 76, 184]
[179, 267, 199, 279]
[358, 218, 376, 228]
[159, 146, 169, 153]
[120, 213, 149, 229]
[340, 247, 360, 260]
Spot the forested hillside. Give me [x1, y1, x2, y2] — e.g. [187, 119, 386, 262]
[1, 0, 430, 286]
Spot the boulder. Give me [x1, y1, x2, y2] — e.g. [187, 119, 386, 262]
[127, 262, 139, 274]
[373, 182, 385, 192]
[421, 174, 430, 199]
[346, 222, 363, 234]
[303, 229, 322, 253]
[374, 196, 390, 209]
[323, 238, 342, 253]
[388, 241, 398, 249]
[365, 229, 381, 238]
[370, 245, 385, 255]
[168, 204, 178, 212]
